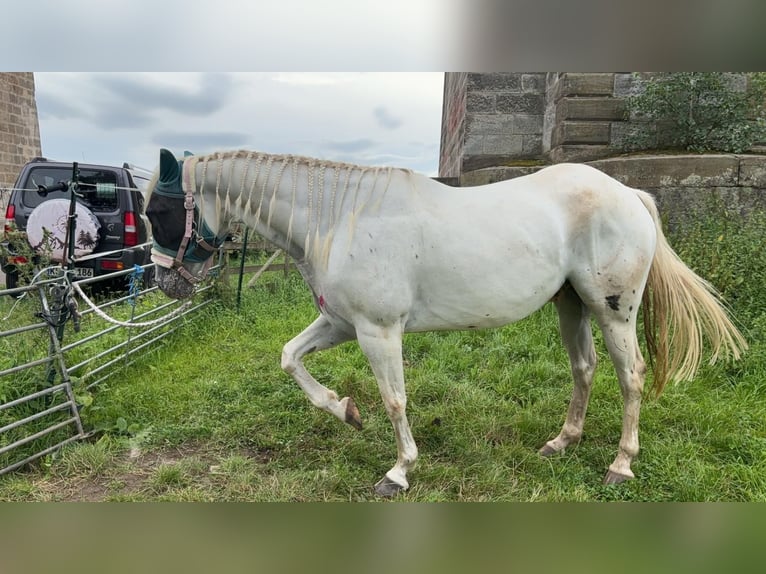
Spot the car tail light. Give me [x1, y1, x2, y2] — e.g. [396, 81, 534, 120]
[4, 204, 14, 236]
[100, 260, 124, 270]
[123, 211, 138, 247]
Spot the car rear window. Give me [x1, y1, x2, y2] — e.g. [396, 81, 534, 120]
[22, 167, 121, 211]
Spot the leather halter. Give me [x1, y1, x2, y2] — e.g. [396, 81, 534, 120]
[167, 162, 218, 284]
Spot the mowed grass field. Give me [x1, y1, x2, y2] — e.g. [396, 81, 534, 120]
[1, 205, 765, 501]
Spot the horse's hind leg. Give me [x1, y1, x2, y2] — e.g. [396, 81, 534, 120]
[594, 310, 647, 485]
[540, 285, 598, 457]
[281, 315, 362, 429]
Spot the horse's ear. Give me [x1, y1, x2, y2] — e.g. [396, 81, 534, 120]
[159, 148, 180, 182]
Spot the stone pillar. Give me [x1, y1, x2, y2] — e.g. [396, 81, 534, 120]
[438, 73, 467, 179]
[438, 73, 546, 177]
[547, 73, 626, 163]
[0, 73, 42, 189]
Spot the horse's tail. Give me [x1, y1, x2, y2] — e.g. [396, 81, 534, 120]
[634, 189, 747, 396]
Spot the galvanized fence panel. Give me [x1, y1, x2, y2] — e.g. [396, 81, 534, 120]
[0, 246, 222, 476]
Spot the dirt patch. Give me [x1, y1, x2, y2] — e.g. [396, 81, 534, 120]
[35, 441, 274, 502]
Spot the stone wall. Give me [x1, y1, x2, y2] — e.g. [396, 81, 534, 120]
[590, 154, 766, 228]
[459, 154, 766, 229]
[439, 72, 762, 175]
[0, 73, 41, 190]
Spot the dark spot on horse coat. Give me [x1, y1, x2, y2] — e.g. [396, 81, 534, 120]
[605, 294, 621, 311]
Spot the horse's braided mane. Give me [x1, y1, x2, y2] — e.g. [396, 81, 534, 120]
[191, 148, 413, 175]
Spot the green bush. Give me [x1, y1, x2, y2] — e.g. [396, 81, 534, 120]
[666, 199, 766, 323]
[625, 72, 766, 153]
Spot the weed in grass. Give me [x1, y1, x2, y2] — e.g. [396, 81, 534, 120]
[149, 464, 190, 492]
[52, 436, 117, 478]
[0, 476, 43, 501]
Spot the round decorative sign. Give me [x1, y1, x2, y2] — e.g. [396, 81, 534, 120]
[26, 199, 101, 262]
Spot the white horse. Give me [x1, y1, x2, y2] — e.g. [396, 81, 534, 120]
[145, 148, 746, 496]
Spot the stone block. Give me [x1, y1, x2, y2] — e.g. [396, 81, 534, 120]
[555, 73, 615, 99]
[553, 121, 611, 146]
[549, 145, 613, 163]
[463, 135, 484, 155]
[496, 93, 544, 115]
[465, 114, 515, 135]
[466, 92, 496, 113]
[588, 155, 740, 188]
[467, 73, 522, 92]
[738, 156, 766, 187]
[484, 134, 523, 155]
[513, 114, 544, 135]
[460, 166, 544, 186]
[558, 97, 626, 121]
[521, 73, 546, 93]
[522, 134, 543, 156]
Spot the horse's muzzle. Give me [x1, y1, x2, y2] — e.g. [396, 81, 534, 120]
[155, 265, 196, 300]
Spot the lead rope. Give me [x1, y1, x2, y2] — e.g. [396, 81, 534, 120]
[70, 279, 192, 328]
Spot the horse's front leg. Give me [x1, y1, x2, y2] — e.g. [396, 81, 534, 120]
[281, 315, 362, 429]
[355, 319, 417, 497]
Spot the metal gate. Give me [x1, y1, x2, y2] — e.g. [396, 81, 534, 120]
[0, 252, 218, 476]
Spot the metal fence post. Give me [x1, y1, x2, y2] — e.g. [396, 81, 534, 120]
[236, 228, 248, 313]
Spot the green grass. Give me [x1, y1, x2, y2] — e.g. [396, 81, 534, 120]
[2, 269, 764, 501]
[2, 209, 766, 501]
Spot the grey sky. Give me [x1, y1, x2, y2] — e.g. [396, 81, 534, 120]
[4, 0, 458, 70]
[34, 73, 445, 176]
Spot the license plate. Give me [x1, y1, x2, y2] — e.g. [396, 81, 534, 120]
[46, 267, 94, 278]
[72, 267, 94, 278]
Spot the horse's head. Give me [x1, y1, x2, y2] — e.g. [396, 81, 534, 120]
[146, 148, 225, 300]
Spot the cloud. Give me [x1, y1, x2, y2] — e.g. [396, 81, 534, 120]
[93, 73, 233, 116]
[35, 73, 235, 133]
[93, 108, 155, 130]
[373, 106, 403, 130]
[324, 138, 377, 153]
[36, 92, 83, 121]
[151, 131, 251, 153]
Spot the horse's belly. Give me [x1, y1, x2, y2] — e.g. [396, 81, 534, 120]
[404, 274, 561, 332]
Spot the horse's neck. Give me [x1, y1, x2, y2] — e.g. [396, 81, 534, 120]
[192, 151, 400, 264]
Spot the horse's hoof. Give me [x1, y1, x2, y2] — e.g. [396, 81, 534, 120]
[603, 470, 634, 485]
[344, 397, 363, 430]
[538, 443, 559, 457]
[374, 475, 406, 498]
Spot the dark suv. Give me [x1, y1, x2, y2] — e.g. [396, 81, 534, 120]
[2, 157, 152, 290]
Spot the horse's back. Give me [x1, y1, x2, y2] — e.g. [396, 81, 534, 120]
[322, 163, 657, 332]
